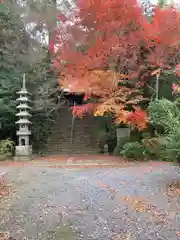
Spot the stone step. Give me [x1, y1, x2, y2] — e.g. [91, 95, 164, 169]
[48, 145, 96, 148]
[49, 136, 95, 143]
[51, 127, 96, 134]
[48, 142, 95, 145]
[48, 138, 96, 142]
[48, 137, 96, 142]
[51, 127, 97, 132]
[47, 145, 96, 149]
[50, 128, 97, 132]
[48, 145, 95, 148]
[47, 151, 97, 154]
[48, 140, 94, 143]
[48, 140, 95, 144]
[47, 147, 96, 151]
[48, 149, 96, 152]
[49, 135, 95, 138]
[48, 139, 95, 142]
[47, 150, 96, 154]
[47, 107, 99, 154]
[51, 124, 97, 127]
[47, 148, 96, 151]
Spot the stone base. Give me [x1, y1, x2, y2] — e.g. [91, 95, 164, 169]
[14, 156, 32, 161]
[15, 145, 32, 161]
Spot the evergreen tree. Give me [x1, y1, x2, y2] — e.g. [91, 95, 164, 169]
[0, 1, 61, 151]
[0, 3, 29, 140]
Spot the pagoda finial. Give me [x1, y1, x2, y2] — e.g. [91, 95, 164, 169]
[23, 73, 26, 89]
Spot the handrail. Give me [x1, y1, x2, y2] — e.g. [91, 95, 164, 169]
[69, 102, 75, 153]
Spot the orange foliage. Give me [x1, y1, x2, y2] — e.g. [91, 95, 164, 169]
[51, 0, 180, 130]
[72, 103, 95, 118]
[61, 70, 125, 95]
[126, 109, 148, 130]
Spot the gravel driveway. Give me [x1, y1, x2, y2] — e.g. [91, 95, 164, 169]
[0, 161, 180, 240]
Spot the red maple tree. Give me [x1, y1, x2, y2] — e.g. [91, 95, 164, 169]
[51, 0, 180, 130]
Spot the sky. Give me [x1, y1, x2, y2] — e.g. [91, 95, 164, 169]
[151, 0, 180, 5]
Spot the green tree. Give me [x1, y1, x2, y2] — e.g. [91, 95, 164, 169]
[0, 2, 59, 151]
[0, 2, 29, 140]
[0, 1, 74, 154]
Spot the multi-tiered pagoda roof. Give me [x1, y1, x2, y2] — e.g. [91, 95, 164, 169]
[16, 77, 32, 140]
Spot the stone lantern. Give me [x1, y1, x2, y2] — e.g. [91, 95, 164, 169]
[15, 74, 32, 160]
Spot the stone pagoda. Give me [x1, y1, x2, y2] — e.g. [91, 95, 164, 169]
[15, 74, 32, 160]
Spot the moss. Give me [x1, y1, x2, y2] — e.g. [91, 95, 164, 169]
[49, 224, 77, 240]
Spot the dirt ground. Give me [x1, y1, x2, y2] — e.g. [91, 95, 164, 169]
[0, 159, 180, 240]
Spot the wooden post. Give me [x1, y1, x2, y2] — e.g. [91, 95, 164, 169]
[156, 72, 160, 99]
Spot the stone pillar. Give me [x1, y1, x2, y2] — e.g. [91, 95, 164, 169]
[116, 128, 130, 145]
[15, 74, 32, 160]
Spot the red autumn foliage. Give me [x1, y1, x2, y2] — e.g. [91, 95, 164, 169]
[57, 14, 68, 22]
[72, 103, 95, 118]
[126, 109, 148, 129]
[83, 95, 89, 101]
[51, 0, 180, 130]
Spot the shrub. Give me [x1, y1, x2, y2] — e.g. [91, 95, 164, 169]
[120, 142, 146, 160]
[149, 99, 179, 132]
[114, 136, 131, 155]
[0, 138, 15, 160]
[148, 99, 180, 163]
[96, 129, 107, 153]
[141, 137, 166, 160]
[96, 118, 117, 154]
[163, 133, 180, 162]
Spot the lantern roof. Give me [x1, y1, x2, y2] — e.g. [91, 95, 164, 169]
[16, 112, 32, 117]
[16, 89, 31, 95]
[15, 119, 32, 124]
[16, 97, 31, 102]
[16, 104, 32, 109]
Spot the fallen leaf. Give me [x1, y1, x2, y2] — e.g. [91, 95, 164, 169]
[120, 196, 150, 212]
[0, 232, 10, 240]
[0, 186, 9, 197]
[111, 232, 127, 240]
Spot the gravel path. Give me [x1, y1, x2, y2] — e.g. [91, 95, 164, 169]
[0, 162, 180, 240]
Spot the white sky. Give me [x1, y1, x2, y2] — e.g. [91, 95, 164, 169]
[151, 0, 180, 5]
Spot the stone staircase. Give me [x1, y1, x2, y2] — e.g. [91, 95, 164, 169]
[47, 106, 99, 154]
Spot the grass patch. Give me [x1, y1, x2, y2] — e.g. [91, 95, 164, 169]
[48, 224, 76, 240]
